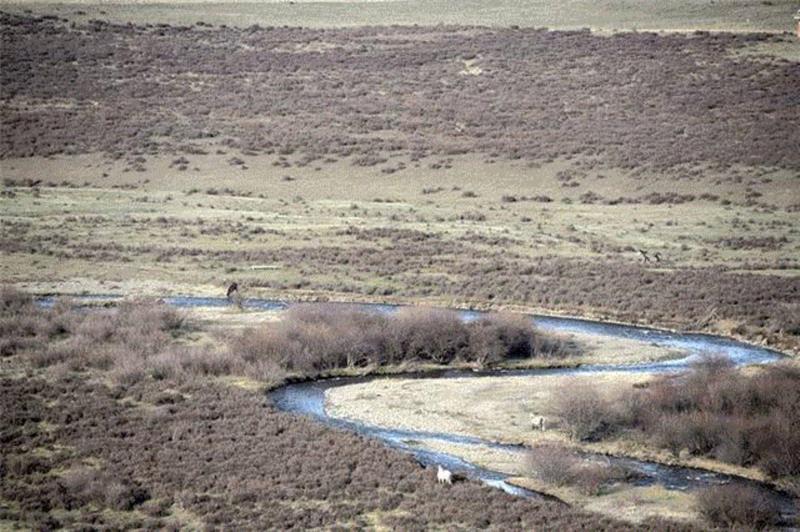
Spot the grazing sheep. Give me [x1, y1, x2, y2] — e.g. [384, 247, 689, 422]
[437, 465, 453, 485]
[531, 415, 547, 431]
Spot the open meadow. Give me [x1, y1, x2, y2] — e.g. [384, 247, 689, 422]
[1, 2, 799, 529]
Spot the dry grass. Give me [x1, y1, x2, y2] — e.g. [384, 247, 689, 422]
[1, 1, 794, 36]
[326, 371, 650, 444]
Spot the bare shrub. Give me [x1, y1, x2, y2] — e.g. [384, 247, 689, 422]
[229, 304, 573, 375]
[526, 445, 625, 495]
[60, 467, 149, 511]
[696, 484, 781, 529]
[178, 345, 240, 377]
[552, 380, 617, 441]
[590, 355, 800, 479]
[386, 307, 470, 364]
[0, 287, 47, 356]
[526, 445, 580, 485]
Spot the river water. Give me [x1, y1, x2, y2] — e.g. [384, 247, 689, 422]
[38, 295, 797, 521]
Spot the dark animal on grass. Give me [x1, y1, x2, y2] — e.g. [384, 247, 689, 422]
[226, 282, 239, 299]
[226, 282, 242, 307]
[638, 249, 651, 263]
[653, 252, 662, 262]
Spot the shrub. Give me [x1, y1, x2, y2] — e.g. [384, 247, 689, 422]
[385, 307, 470, 364]
[229, 304, 572, 373]
[526, 445, 579, 485]
[696, 484, 781, 529]
[552, 380, 618, 441]
[556, 355, 800, 479]
[525, 445, 625, 495]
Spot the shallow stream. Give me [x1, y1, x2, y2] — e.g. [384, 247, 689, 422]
[39, 295, 797, 521]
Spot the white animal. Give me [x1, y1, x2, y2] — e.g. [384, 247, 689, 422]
[437, 465, 453, 485]
[531, 415, 547, 431]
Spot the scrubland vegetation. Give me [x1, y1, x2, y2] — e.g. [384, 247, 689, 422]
[525, 445, 631, 497]
[2, 13, 798, 171]
[1, 6, 798, 528]
[2, 288, 572, 388]
[1, 12, 799, 357]
[232, 304, 572, 373]
[2, 288, 694, 529]
[2, 375, 642, 530]
[697, 484, 782, 529]
[553, 356, 800, 491]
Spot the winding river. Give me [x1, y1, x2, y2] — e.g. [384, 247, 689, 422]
[40, 295, 797, 521]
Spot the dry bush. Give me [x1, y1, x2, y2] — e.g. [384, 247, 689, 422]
[59, 467, 149, 512]
[551, 380, 618, 442]
[566, 355, 800, 480]
[228, 304, 572, 375]
[696, 484, 781, 529]
[526, 445, 625, 496]
[12, 294, 567, 387]
[0, 287, 53, 357]
[385, 307, 470, 364]
[467, 312, 570, 365]
[526, 445, 580, 485]
[229, 304, 388, 372]
[0, 291, 215, 386]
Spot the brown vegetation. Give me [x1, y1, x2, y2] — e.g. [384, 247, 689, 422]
[553, 356, 800, 483]
[228, 303, 573, 373]
[1, 374, 652, 530]
[1, 13, 798, 173]
[2, 289, 570, 388]
[0, 290, 684, 530]
[696, 484, 781, 529]
[525, 445, 629, 496]
[5, 214, 798, 353]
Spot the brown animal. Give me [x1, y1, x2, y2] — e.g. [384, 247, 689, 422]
[226, 282, 242, 307]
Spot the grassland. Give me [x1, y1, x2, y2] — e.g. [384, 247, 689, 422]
[1, 0, 798, 33]
[2, 291, 699, 530]
[2, 14, 798, 361]
[1, 6, 799, 529]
